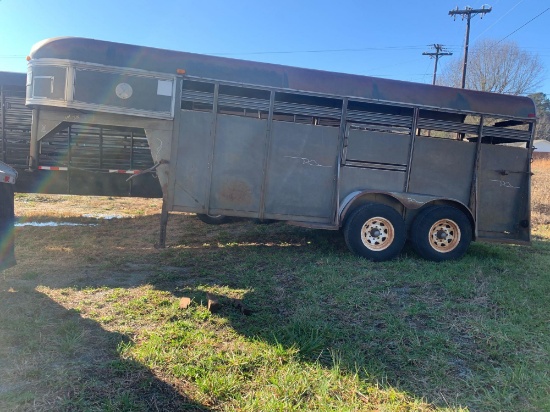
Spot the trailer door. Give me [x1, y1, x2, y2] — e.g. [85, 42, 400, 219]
[263, 121, 340, 223]
[477, 144, 530, 242]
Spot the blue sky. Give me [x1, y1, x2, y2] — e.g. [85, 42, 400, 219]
[0, 0, 548, 95]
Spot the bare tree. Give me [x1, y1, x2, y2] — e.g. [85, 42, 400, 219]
[536, 116, 550, 141]
[439, 39, 544, 95]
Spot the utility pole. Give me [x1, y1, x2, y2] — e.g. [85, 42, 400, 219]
[422, 44, 453, 85]
[449, 5, 492, 89]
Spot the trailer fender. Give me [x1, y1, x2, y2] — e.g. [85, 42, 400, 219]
[339, 191, 474, 230]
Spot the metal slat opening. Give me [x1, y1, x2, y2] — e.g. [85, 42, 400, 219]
[482, 126, 531, 141]
[347, 110, 412, 129]
[417, 118, 479, 135]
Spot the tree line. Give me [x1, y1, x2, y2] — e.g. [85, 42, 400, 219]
[438, 39, 549, 141]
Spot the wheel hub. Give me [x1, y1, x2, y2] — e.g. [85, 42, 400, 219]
[370, 228, 382, 237]
[436, 230, 448, 240]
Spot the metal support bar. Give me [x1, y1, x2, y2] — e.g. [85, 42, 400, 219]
[469, 115, 484, 239]
[99, 127, 104, 169]
[258, 90, 275, 221]
[130, 131, 134, 169]
[158, 194, 169, 248]
[404, 108, 419, 193]
[66, 125, 71, 194]
[28, 108, 40, 170]
[335, 98, 348, 225]
[205, 83, 220, 214]
[67, 124, 72, 165]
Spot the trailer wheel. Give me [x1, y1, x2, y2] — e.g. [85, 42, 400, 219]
[343, 203, 406, 261]
[411, 205, 472, 261]
[196, 214, 230, 225]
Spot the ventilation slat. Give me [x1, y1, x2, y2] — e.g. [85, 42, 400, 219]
[347, 110, 412, 128]
[181, 90, 214, 105]
[482, 126, 530, 141]
[218, 94, 270, 111]
[417, 118, 479, 134]
[274, 102, 341, 119]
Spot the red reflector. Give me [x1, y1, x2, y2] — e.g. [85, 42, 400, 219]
[528, 113, 536, 118]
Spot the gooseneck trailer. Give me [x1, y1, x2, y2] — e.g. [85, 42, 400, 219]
[1, 71, 161, 197]
[25, 37, 536, 261]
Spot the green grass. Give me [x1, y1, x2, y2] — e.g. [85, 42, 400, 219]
[2, 216, 550, 411]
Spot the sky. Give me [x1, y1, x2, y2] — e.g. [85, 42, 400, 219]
[0, 0, 548, 95]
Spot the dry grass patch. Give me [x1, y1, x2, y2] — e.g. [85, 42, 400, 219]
[532, 159, 550, 229]
[14, 193, 162, 219]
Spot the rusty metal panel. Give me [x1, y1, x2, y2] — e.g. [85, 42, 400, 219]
[408, 137, 476, 204]
[339, 167, 406, 202]
[264, 122, 339, 220]
[209, 114, 267, 213]
[346, 129, 411, 166]
[173, 110, 213, 210]
[477, 144, 530, 240]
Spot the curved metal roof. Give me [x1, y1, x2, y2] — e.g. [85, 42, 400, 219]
[29, 37, 536, 119]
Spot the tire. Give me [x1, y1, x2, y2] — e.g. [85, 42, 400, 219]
[411, 205, 472, 262]
[196, 214, 230, 225]
[343, 203, 406, 261]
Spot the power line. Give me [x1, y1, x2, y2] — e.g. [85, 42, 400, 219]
[497, 7, 550, 43]
[472, 0, 525, 42]
[207, 45, 431, 56]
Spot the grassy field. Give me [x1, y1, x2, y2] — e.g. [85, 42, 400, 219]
[1, 160, 549, 411]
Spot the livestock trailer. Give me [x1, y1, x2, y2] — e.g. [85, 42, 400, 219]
[25, 37, 536, 261]
[0, 71, 161, 197]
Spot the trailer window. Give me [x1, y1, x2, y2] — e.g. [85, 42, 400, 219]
[477, 117, 532, 146]
[217, 84, 270, 118]
[416, 110, 479, 141]
[181, 80, 215, 112]
[346, 100, 413, 135]
[272, 93, 342, 127]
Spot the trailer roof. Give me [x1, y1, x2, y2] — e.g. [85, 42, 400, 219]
[29, 37, 536, 119]
[0, 71, 26, 87]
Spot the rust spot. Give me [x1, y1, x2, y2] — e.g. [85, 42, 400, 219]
[219, 180, 253, 204]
